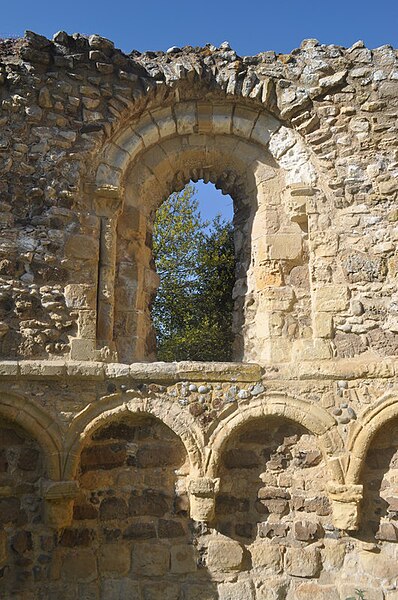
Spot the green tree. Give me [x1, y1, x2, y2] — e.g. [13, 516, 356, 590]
[152, 184, 235, 361]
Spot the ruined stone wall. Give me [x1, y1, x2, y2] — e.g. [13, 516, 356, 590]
[1, 30, 398, 599]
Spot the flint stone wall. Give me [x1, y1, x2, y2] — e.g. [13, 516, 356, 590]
[1, 31, 398, 599]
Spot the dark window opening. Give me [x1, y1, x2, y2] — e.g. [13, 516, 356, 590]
[151, 181, 235, 362]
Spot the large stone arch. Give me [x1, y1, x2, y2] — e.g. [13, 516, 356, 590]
[347, 392, 398, 485]
[0, 391, 62, 480]
[205, 393, 343, 483]
[63, 392, 205, 481]
[73, 98, 329, 365]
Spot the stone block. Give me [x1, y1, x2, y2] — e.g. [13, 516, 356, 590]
[294, 582, 339, 600]
[62, 549, 97, 582]
[320, 541, 346, 571]
[313, 312, 333, 338]
[223, 447, 259, 468]
[131, 543, 170, 576]
[266, 233, 303, 260]
[100, 578, 140, 599]
[292, 338, 332, 361]
[314, 286, 349, 313]
[207, 539, 243, 571]
[285, 546, 321, 578]
[293, 520, 322, 541]
[98, 543, 130, 575]
[129, 490, 169, 517]
[257, 287, 296, 312]
[250, 541, 283, 572]
[143, 582, 180, 600]
[99, 497, 128, 521]
[81, 444, 127, 472]
[65, 234, 98, 260]
[183, 585, 219, 600]
[375, 521, 398, 541]
[170, 544, 197, 573]
[359, 550, 398, 582]
[232, 106, 258, 138]
[123, 522, 156, 540]
[64, 284, 97, 310]
[218, 581, 254, 600]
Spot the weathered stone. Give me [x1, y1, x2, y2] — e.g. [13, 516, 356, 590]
[99, 497, 128, 521]
[293, 520, 322, 541]
[61, 549, 97, 582]
[207, 539, 243, 571]
[131, 543, 170, 576]
[81, 444, 126, 471]
[285, 546, 321, 577]
[129, 490, 169, 517]
[123, 521, 157, 539]
[98, 542, 130, 575]
[170, 544, 197, 573]
[294, 582, 340, 600]
[250, 541, 283, 572]
[218, 581, 254, 600]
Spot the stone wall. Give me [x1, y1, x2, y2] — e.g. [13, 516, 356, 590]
[1, 30, 398, 599]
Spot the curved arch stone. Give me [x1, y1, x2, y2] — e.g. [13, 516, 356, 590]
[95, 101, 317, 191]
[63, 392, 205, 481]
[85, 101, 325, 365]
[206, 394, 342, 478]
[203, 394, 355, 529]
[347, 392, 398, 485]
[0, 392, 62, 480]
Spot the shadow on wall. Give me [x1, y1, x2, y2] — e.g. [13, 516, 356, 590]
[359, 417, 398, 543]
[214, 416, 331, 545]
[61, 415, 219, 600]
[0, 418, 47, 596]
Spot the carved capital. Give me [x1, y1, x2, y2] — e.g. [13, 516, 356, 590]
[41, 480, 79, 529]
[93, 185, 123, 217]
[328, 482, 363, 530]
[188, 477, 220, 522]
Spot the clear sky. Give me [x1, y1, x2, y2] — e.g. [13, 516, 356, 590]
[2, 0, 397, 221]
[2, 0, 397, 58]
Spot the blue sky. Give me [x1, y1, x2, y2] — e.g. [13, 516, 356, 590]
[2, 0, 397, 55]
[2, 0, 397, 222]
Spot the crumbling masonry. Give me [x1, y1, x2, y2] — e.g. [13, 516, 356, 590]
[0, 30, 398, 599]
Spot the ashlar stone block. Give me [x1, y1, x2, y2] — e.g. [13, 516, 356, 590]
[207, 539, 243, 571]
[285, 546, 321, 578]
[131, 543, 170, 576]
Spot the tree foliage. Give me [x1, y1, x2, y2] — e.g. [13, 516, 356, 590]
[152, 184, 235, 361]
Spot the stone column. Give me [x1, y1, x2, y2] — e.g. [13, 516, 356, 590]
[94, 187, 123, 356]
[188, 477, 220, 521]
[328, 482, 363, 530]
[41, 480, 79, 529]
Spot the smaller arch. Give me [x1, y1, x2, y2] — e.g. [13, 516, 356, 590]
[0, 391, 62, 479]
[205, 393, 343, 483]
[347, 392, 398, 484]
[63, 392, 205, 480]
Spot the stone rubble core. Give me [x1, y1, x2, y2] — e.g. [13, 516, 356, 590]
[1, 29, 398, 598]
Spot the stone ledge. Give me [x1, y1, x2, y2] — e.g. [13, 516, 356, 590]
[0, 360, 263, 382]
[0, 358, 396, 383]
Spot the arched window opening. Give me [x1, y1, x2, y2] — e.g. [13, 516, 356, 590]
[151, 181, 235, 362]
